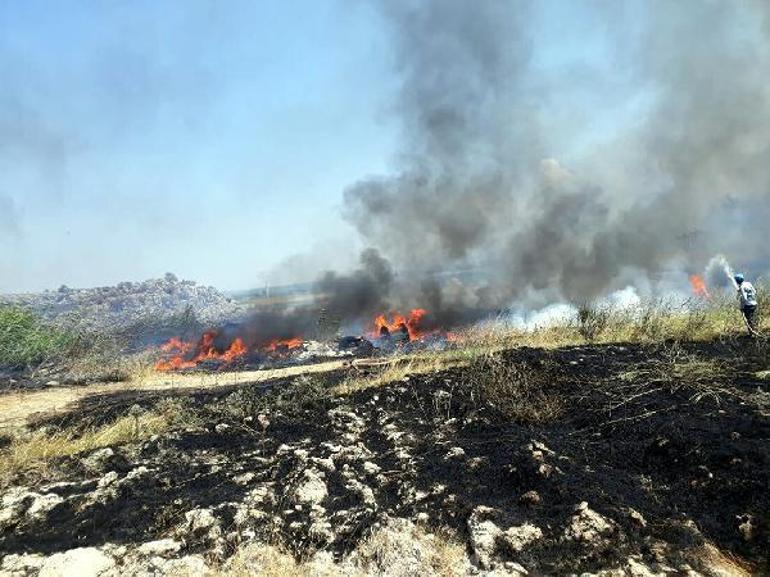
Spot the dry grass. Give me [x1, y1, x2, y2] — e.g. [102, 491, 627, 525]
[467, 352, 566, 424]
[352, 524, 466, 577]
[0, 399, 194, 486]
[334, 348, 477, 396]
[426, 534, 467, 577]
[221, 544, 310, 577]
[452, 292, 765, 351]
[211, 525, 466, 577]
[689, 542, 754, 577]
[620, 343, 739, 407]
[617, 343, 728, 384]
[333, 293, 760, 402]
[63, 348, 156, 385]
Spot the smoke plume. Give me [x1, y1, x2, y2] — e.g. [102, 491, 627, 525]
[317, 248, 394, 321]
[326, 0, 770, 323]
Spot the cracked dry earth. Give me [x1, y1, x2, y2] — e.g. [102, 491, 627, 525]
[1, 341, 768, 576]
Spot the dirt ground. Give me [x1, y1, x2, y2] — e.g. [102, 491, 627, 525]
[0, 360, 346, 432]
[1, 339, 768, 575]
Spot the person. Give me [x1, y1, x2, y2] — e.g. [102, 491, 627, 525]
[734, 273, 759, 335]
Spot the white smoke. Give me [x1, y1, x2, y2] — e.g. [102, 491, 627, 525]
[503, 286, 642, 331]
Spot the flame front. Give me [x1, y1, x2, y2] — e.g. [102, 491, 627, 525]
[689, 274, 710, 299]
[221, 337, 247, 361]
[156, 307, 437, 372]
[155, 331, 249, 371]
[155, 331, 303, 372]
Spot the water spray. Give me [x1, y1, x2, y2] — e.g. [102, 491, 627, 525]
[706, 254, 738, 290]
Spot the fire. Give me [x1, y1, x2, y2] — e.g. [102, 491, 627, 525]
[155, 356, 198, 372]
[446, 331, 461, 342]
[154, 332, 304, 372]
[160, 337, 193, 354]
[222, 337, 247, 361]
[689, 274, 710, 299]
[264, 337, 304, 353]
[372, 308, 428, 340]
[154, 331, 248, 372]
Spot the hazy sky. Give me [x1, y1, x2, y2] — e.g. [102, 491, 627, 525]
[1, 1, 646, 292]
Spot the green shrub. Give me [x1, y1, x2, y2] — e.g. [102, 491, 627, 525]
[0, 307, 77, 369]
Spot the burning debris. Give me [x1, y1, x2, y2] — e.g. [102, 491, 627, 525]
[154, 307, 448, 372]
[155, 332, 302, 372]
[154, 332, 249, 372]
[371, 308, 428, 341]
[263, 337, 304, 355]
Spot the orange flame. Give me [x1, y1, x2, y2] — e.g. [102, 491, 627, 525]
[372, 308, 428, 340]
[264, 337, 304, 353]
[446, 331, 461, 343]
[689, 274, 710, 299]
[160, 337, 194, 354]
[155, 356, 198, 372]
[155, 331, 248, 371]
[155, 332, 305, 372]
[222, 337, 247, 362]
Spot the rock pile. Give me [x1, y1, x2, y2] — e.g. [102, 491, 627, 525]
[0, 273, 242, 335]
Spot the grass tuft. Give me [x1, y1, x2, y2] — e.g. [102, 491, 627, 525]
[214, 525, 466, 576]
[221, 545, 311, 577]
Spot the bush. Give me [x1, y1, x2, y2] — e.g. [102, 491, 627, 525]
[0, 307, 77, 369]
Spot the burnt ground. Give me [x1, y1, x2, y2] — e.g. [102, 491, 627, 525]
[1, 339, 769, 575]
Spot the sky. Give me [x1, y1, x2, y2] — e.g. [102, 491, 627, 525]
[0, 1, 402, 292]
[0, 1, 659, 292]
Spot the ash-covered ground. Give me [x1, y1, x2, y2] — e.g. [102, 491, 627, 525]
[1, 340, 768, 576]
